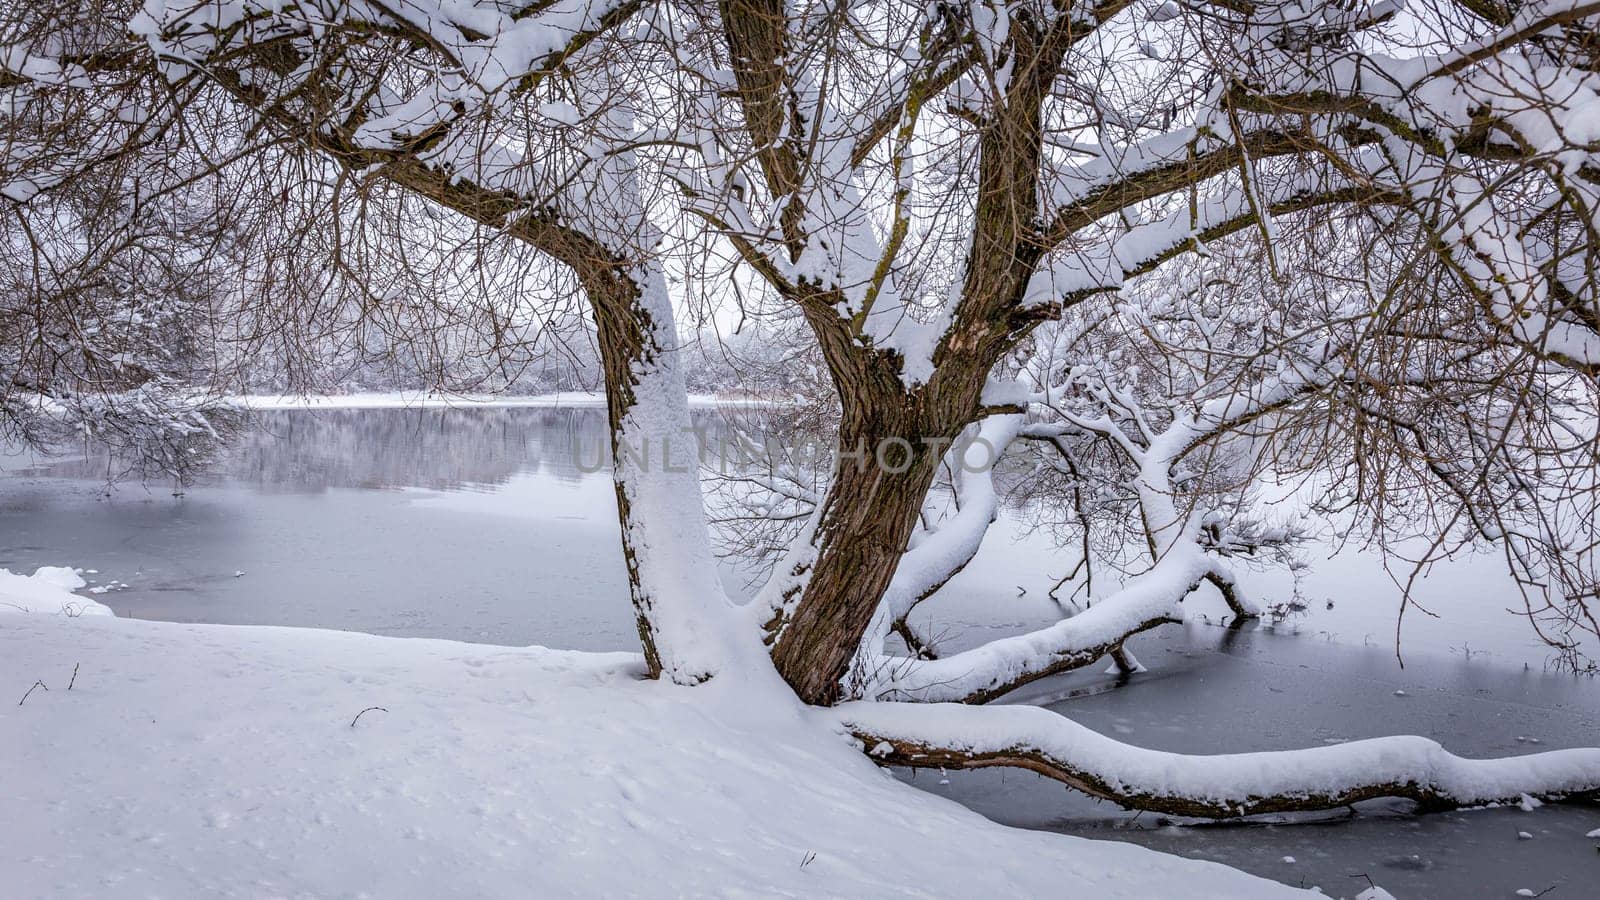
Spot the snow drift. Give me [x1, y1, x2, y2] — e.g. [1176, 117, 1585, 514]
[0, 612, 1317, 899]
[0, 567, 111, 618]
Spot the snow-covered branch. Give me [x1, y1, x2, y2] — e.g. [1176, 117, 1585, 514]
[836, 702, 1600, 818]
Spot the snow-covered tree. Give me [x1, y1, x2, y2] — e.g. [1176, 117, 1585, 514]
[682, 0, 1600, 704]
[0, 157, 239, 481]
[6, 0, 1600, 817]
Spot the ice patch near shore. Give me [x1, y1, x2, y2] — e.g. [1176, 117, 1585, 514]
[0, 566, 112, 617]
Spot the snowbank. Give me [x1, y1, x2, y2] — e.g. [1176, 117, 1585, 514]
[233, 391, 768, 410]
[0, 615, 1316, 899]
[0, 567, 111, 618]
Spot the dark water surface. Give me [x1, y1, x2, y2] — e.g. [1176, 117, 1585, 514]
[1, 408, 651, 647]
[3, 406, 1596, 899]
[914, 624, 1600, 899]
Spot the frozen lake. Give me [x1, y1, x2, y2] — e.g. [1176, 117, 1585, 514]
[1, 408, 646, 649]
[3, 405, 1596, 898]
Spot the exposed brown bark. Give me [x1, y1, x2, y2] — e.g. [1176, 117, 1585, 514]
[716, 0, 806, 251]
[582, 266, 673, 679]
[753, 11, 1087, 705]
[1107, 644, 1140, 675]
[854, 734, 1600, 819]
[1204, 570, 1257, 621]
[766, 386, 955, 704]
[891, 618, 940, 660]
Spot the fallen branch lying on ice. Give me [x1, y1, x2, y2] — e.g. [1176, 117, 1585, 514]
[834, 702, 1600, 819]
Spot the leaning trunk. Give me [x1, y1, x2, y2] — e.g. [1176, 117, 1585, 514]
[767, 403, 955, 704]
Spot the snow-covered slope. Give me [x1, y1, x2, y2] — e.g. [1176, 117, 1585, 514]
[1, 613, 1314, 899]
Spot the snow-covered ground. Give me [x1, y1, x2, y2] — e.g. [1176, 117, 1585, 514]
[1, 588, 1323, 899]
[232, 391, 765, 410]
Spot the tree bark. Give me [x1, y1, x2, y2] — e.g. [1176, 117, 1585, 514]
[583, 264, 677, 678]
[766, 398, 955, 704]
[839, 702, 1600, 819]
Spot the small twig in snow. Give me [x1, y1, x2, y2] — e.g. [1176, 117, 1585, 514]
[799, 850, 817, 870]
[350, 706, 388, 727]
[18, 680, 48, 706]
[68, 663, 80, 691]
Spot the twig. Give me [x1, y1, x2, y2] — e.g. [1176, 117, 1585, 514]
[799, 850, 817, 870]
[68, 663, 79, 691]
[350, 706, 388, 727]
[18, 680, 48, 706]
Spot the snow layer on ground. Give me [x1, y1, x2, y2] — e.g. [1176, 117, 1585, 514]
[0, 615, 1315, 899]
[0, 567, 111, 617]
[233, 391, 765, 410]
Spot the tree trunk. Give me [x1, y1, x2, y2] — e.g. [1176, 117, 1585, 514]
[561, 67, 767, 686]
[582, 259, 751, 686]
[763, 349, 994, 705]
[767, 417, 947, 703]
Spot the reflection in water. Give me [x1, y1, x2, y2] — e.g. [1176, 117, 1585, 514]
[0, 404, 758, 653]
[0, 406, 679, 652]
[37, 406, 742, 494]
[231, 408, 605, 492]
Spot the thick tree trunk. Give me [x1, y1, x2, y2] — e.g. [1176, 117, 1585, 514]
[761, 341, 1010, 704]
[766, 409, 952, 704]
[716, 0, 1064, 706]
[570, 78, 754, 684]
[586, 266, 672, 678]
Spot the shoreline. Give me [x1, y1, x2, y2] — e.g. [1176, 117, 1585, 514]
[231, 391, 775, 410]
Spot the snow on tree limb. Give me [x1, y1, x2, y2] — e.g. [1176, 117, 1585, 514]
[863, 546, 1200, 703]
[10, 0, 1600, 695]
[861, 413, 1026, 648]
[834, 701, 1600, 818]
